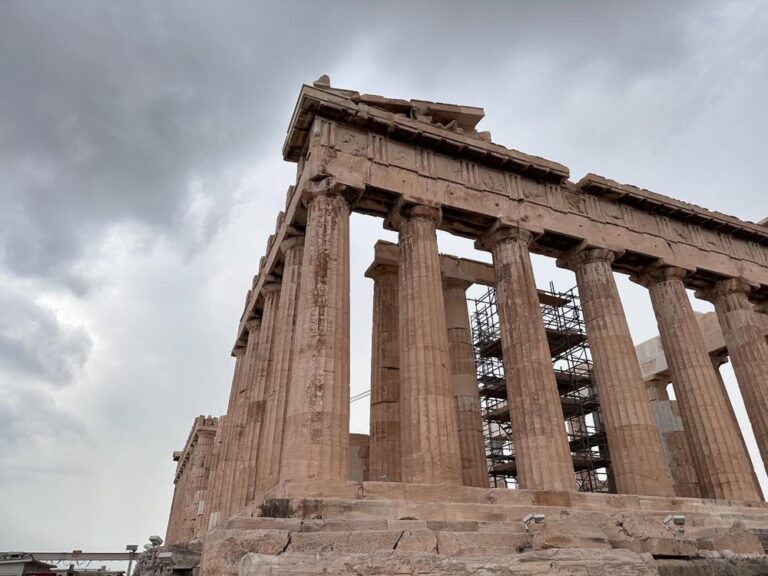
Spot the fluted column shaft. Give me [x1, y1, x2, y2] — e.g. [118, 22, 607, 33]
[190, 428, 216, 540]
[366, 263, 401, 482]
[280, 188, 350, 482]
[443, 278, 488, 488]
[205, 346, 246, 531]
[204, 416, 226, 532]
[167, 460, 191, 544]
[178, 467, 195, 543]
[234, 284, 280, 509]
[711, 355, 762, 497]
[707, 279, 768, 475]
[484, 226, 574, 491]
[565, 248, 674, 496]
[642, 267, 758, 500]
[219, 319, 261, 522]
[165, 479, 183, 544]
[255, 237, 305, 492]
[397, 205, 462, 485]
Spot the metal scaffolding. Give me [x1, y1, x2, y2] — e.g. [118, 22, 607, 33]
[470, 283, 612, 492]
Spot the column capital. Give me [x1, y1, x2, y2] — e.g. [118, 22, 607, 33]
[697, 277, 756, 304]
[402, 204, 441, 223]
[279, 235, 305, 254]
[300, 177, 361, 208]
[233, 345, 247, 358]
[442, 276, 473, 292]
[476, 222, 535, 251]
[556, 244, 617, 270]
[262, 282, 282, 295]
[364, 262, 398, 280]
[631, 263, 689, 289]
[245, 317, 262, 333]
[386, 201, 442, 231]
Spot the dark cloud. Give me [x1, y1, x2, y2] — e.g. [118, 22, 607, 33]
[0, 386, 90, 481]
[0, 0, 712, 287]
[0, 1, 343, 283]
[0, 286, 92, 386]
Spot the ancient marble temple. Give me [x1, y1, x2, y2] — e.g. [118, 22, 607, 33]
[162, 78, 768, 576]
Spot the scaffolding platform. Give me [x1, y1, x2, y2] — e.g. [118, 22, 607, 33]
[489, 451, 610, 477]
[477, 327, 587, 360]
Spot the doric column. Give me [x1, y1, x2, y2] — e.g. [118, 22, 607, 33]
[165, 475, 182, 544]
[166, 450, 190, 545]
[204, 416, 226, 532]
[255, 236, 305, 492]
[480, 226, 574, 491]
[711, 354, 762, 497]
[280, 185, 351, 482]
[443, 278, 488, 488]
[365, 261, 401, 482]
[638, 267, 758, 500]
[703, 278, 768, 477]
[219, 318, 261, 521]
[561, 248, 674, 496]
[205, 345, 247, 531]
[234, 283, 281, 508]
[190, 421, 217, 540]
[396, 205, 463, 485]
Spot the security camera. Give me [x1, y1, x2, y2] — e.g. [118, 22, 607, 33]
[148, 536, 164, 546]
[662, 514, 685, 527]
[126, 545, 138, 553]
[522, 513, 545, 532]
[522, 513, 534, 525]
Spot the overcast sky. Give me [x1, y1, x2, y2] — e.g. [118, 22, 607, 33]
[1, 0, 767, 552]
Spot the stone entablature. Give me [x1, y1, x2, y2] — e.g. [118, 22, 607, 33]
[235, 85, 768, 350]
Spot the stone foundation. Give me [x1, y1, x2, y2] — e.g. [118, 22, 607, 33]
[199, 483, 768, 576]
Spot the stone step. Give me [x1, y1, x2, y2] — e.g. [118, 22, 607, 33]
[252, 495, 768, 531]
[239, 549, 663, 576]
[283, 529, 535, 556]
[204, 513, 766, 576]
[263, 480, 768, 516]
[227, 516, 530, 535]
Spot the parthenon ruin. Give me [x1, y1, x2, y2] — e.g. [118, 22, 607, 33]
[161, 78, 768, 575]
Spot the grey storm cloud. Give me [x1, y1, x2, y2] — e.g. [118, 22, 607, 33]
[0, 386, 90, 480]
[0, 286, 92, 387]
[0, 0, 706, 287]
